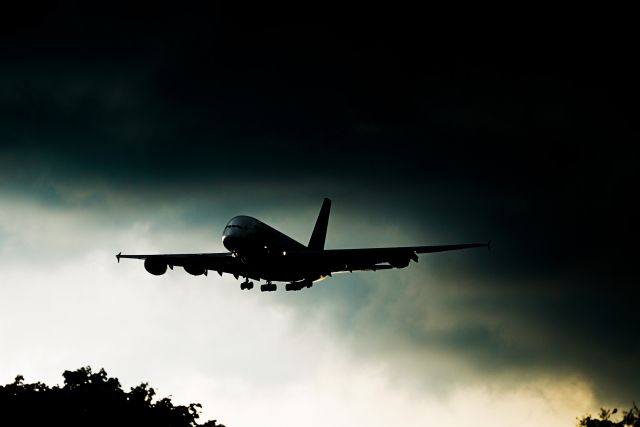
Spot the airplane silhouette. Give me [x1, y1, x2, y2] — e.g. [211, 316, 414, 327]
[117, 198, 489, 292]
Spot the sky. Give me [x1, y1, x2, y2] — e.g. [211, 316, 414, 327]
[1, 4, 638, 427]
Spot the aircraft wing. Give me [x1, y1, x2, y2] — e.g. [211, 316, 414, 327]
[116, 252, 243, 276]
[117, 242, 489, 280]
[287, 242, 490, 273]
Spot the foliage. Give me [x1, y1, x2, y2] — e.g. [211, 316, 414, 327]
[578, 404, 640, 427]
[0, 366, 225, 427]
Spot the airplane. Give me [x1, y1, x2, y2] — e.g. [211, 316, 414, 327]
[117, 198, 489, 292]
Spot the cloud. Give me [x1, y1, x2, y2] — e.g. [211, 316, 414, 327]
[1, 11, 638, 425]
[0, 204, 601, 427]
[2, 174, 638, 407]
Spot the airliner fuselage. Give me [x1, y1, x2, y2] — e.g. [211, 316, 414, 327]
[221, 215, 327, 283]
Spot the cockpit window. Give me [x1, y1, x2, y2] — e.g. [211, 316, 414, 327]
[225, 224, 246, 230]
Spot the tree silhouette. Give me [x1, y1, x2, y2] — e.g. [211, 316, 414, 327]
[0, 366, 225, 427]
[578, 404, 640, 427]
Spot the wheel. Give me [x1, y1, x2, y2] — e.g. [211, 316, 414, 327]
[260, 283, 277, 292]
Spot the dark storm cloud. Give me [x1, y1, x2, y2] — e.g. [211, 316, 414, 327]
[1, 4, 638, 404]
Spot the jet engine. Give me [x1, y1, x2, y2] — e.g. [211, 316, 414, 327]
[144, 257, 167, 275]
[184, 262, 206, 276]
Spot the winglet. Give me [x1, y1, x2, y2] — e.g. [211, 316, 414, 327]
[116, 252, 121, 263]
[487, 240, 491, 251]
[308, 198, 331, 250]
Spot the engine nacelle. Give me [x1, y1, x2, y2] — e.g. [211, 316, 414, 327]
[389, 257, 410, 269]
[184, 263, 206, 276]
[144, 257, 167, 275]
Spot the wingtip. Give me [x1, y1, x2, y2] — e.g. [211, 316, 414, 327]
[487, 240, 491, 251]
[116, 252, 121, 263]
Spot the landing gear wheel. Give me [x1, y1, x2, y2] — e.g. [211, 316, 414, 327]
[285, 282, 300, 291]
[260, 282, 277, 292]
[285, 280, 312, 291]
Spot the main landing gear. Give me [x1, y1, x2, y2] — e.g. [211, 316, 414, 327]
[238, 278, 276, 292]
[239, 279, 311, 292]
[285, 279, 313, 292]
[260, 282, 277, 292]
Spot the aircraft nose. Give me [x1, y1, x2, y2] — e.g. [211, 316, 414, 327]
[222, 234, 239, 251]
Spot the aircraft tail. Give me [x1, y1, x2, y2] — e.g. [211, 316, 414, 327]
[308, 198, 331, 250]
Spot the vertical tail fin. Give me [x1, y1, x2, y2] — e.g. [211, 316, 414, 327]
[308, 198, 331, 250]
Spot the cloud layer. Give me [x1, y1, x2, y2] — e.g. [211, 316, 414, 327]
[1, 6, 638, 425]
